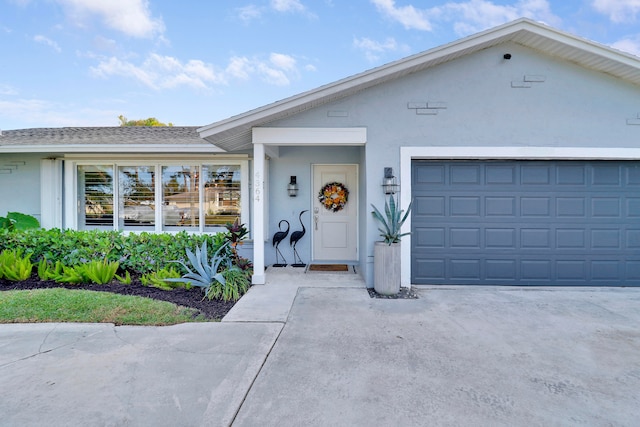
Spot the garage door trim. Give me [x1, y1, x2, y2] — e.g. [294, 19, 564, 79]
[399, 146, 640, 287]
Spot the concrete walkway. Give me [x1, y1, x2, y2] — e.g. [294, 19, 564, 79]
[1, 267, 639, 426]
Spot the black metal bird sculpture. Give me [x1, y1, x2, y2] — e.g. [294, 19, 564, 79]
[272, 219, 289, 267]
[290, 210, 308, 267]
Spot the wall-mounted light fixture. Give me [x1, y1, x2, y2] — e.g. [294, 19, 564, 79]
[287, 176, 299, 197]
[382, 167, 399, 195]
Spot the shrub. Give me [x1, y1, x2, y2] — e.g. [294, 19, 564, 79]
[75, 260, 120, 285]
[209, 267, 251, 302]
[0, 212, 40, 231]
[0, 249, 34, 281]
[0, 229, 228, 276]
[141, 267, 189, 291]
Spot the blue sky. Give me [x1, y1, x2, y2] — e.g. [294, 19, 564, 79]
[1, 0, 639, 130]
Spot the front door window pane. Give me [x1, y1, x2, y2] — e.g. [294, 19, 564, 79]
[119, 166, 155, 228]
[203, 165, 241, 228]
[162, 165, 199, 229]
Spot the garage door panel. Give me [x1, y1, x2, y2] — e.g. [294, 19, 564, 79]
[592, 165, 621, 185]
[450, 165, 480, 184]
[557, 198, 586, 217]
[412, 161, 639, 286]
[486, 197, 515, 216]
[486, 165, 515, 184]
[556, 165, 586, 185]
[415, 196, 445, 216]
[627, 166, 640, 184]
[556, 260, 587, 281]
[592, 198, 621, 217]
[486, 260, 517, 280]
[450, 197, 480, 216]
[521, 165, 551, 184]
[626, 199, 640, 216]
[628, 230, 640, 248]
[414, 227, 445, 248]
[556, 229, 586, 248]
[521, 229, 551, 248]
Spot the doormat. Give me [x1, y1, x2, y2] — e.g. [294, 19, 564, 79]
[308, 264, 349, 272]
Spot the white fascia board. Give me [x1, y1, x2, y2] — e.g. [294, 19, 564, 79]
[0, 144, 225, 154]
[252, 127, 367, 146]
[403, 146, 640, 160]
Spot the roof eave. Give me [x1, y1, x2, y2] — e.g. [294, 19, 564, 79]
[0, 144, 226, 154]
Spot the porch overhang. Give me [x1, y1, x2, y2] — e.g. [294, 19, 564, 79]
[250, 127, 366, 285]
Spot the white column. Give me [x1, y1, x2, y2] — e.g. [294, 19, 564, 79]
[252, 143, 266, 285]
[40, 159, 63, 229]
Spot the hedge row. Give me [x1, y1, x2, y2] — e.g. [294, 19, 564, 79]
[0, 228, 227, 275]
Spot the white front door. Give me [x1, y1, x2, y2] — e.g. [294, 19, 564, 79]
[312, 164, 358, 261]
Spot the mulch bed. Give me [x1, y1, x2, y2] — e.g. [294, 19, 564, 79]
[0, 274, 237, 321]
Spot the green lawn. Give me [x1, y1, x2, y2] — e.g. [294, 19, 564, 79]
[0, 288, 208, 325]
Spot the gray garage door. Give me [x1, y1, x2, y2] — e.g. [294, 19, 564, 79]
[411, 161, 640, 286]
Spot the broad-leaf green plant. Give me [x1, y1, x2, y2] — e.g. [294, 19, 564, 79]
[0, 212, 40, 232]
[371, 195, 413, 245]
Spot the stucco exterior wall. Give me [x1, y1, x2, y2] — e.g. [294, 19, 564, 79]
[0, 154, 43, 221]
[261, 42, 640, 286]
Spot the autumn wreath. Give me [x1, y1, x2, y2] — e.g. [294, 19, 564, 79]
[318, 182, 349, 212]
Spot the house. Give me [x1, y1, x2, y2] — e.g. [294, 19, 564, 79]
[2, 18, 639, 287]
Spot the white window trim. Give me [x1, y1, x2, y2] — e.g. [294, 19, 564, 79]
[399, 146, 640, 288]
[65, 158, 249, 233]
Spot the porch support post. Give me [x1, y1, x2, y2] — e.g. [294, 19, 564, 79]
[252, 142, 266, 285]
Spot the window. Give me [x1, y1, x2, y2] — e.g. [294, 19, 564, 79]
[76, 161, 246, 232]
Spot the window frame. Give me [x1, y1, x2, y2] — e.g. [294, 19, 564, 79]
[65, 156, 249, 233]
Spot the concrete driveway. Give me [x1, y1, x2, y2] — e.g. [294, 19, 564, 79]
[1, 276, 639, 426]
[233, 286, 640, 426]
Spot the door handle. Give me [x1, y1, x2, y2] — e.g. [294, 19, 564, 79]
[314, 215, 318, 230]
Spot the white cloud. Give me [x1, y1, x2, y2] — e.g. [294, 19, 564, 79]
[271, 0, 305, 13]
[371, 0, 432, 31]
[0, 98, 119, 128]
[270, 53, 297, 71]
[226, 57, 254, 80]
[56, 0, 165, 38]
[237, 5, 263, 23]
[430, 0, 560, 36]
[89, 52, 303, 90]
[592, 0, 640, 23]
[225, 53, 300, 86]
[91, 54, 225, 90]
[33, 35, 61, 52]
[0, 84, 18, 95]
[353, 36, 405, 61]
[611, 35, 640, 56]
[371, 0, 559, 35]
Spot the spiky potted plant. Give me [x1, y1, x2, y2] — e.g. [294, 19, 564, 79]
[371, 195, 412, 295]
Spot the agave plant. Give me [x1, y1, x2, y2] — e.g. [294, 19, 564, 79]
[166, 240, 232, 294]
[371, 195, 413, 245]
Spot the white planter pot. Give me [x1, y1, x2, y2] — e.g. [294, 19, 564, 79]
[373, 241, 400, 295]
